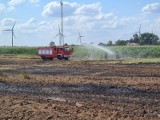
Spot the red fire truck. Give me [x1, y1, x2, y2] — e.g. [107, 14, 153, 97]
[38, 46, 73, 60]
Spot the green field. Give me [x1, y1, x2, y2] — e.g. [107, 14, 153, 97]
[0, 47, 37, 56]
[109, 46, 160, 58]
[0, 46, 160, 63]
[73, 45, 160, 59]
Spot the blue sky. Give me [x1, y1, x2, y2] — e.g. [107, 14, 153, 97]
[0, 0, 160, 46]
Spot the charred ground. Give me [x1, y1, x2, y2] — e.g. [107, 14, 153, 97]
[0, 56, 160, 120]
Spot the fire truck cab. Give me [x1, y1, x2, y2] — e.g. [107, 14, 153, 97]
[38, 46, 73, 60]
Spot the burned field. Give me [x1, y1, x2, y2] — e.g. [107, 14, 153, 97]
[0, 57, 160, 120]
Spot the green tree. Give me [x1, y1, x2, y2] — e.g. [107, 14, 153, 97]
[115, 40, 128, 46]
[132, 33, 140, 43]
[98, 42, 106, 46]
[140, 32, 159, 45]
[106, 40, 113, 46]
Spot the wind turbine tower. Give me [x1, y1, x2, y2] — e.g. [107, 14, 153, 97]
[60, 0, 64, 46]
[139, 24, 141, 37]
[78, 32, 84, 45]
[139, 24, 141, 44]
[3, 22, 16, 47]
[54, 25, 63, 46]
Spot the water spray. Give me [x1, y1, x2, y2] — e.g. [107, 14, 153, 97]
[74, 43, 116, 60]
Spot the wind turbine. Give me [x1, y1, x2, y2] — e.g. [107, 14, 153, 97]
[138, 24, 142, 44]
[138, 24, 141, 37]
[151, 30, 154, 41]
[78, 32, 84, 45]
[3, 22, 16, 47]
[132, 24, 142, 44]
[54, 25, 63, 46]
[60, 0, 64, 45]
[133, 25, 141, 36]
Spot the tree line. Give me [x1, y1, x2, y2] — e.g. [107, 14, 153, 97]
[99, 32, 160, 46]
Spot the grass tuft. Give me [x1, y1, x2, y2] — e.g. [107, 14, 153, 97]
[19, 73, 31, 80]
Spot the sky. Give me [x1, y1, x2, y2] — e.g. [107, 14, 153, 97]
[0, 0, 160, 46]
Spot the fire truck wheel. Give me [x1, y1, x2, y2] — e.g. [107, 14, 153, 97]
[64, 57, 69, 60]
[57, 55, 62, 60]
[49, 57, 53, 60]
[42, 55, 47, 61]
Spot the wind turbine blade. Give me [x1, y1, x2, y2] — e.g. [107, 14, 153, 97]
[77, 37, 80, 41]
[54, 34, 59, 38]
[13, 32, 16, 38]
[139, 25, 141, 31]
[58, 25, 61, 33]
[80, 37, 81, 44]
[78, 32, 80, 37]
[60, 33, 64, 37]
[139, 24, 141, 35]
[3, 29, 12, 31]
[12, 22, 16, 29]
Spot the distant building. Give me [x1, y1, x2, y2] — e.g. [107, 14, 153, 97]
[127, 43, 140, 46]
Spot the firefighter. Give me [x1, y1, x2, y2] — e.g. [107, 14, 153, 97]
[105, 52, 108, 60]
[115, 51, 120, 59]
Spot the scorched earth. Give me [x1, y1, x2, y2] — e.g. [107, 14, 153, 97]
[0, 56, 160, 120]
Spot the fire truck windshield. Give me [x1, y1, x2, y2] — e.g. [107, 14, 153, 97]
[64, 47, 70, 51]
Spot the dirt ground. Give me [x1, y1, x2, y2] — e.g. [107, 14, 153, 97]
[0, 56, 160, 120]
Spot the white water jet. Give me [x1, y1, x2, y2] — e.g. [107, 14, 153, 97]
[81, 43, 115, 60]
[90, 44, 114, 55]
[83, 43, 114, 55]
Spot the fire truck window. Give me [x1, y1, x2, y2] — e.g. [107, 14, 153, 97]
[49, 50, 52, 54]
[38, 50, 42, 54]
[54, 48, 56, 51]
[42, 50, 45, 54]
[46, 50, 49, 54]
[64, 48, 70, 51]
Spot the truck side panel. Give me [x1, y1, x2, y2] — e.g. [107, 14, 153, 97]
[38, 47, 56, 59]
